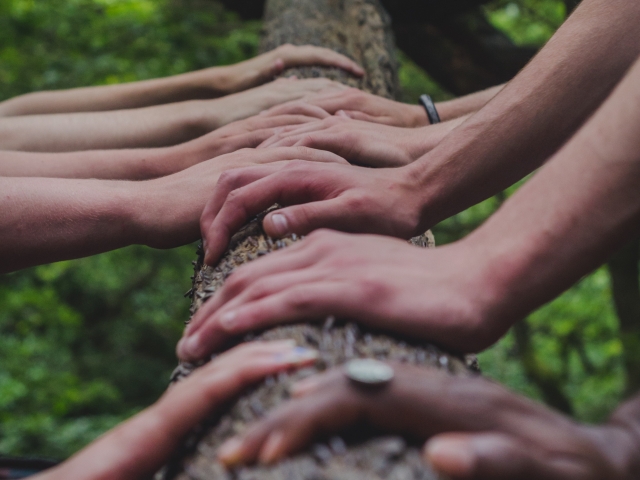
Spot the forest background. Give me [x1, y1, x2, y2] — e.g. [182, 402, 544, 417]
[0, 0, 631, 461]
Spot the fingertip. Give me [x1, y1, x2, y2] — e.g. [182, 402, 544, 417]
[259, 430, 287, 464]
[218, 437, 246, 468]
[335, 110, 351, 118]
[274, 58, 285, 73]
[264, 212, 290, 237]
[424, 436, 475, 478]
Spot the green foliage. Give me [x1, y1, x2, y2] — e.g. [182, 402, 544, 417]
[484, 0, 567, 46]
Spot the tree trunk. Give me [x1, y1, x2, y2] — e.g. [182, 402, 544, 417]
[158, 2, 474, 478]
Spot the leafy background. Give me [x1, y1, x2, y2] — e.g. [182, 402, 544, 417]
[0, 0, 630, 460]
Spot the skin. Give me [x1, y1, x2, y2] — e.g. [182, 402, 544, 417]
[263, 83, 503, 128]
[258, 114, 469, 167]
[0, 78, 347, 152]
[198, 0, 640, 266]
[215, 364, 640, 480]
[31, 341, 319, 480]
[0, 44, 364, 116]
[179, 46, 640, 358]
[0, 111, 328, 179]
[0, 147, 347, 274]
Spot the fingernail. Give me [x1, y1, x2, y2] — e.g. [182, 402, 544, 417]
[270, 213, 289, 236]
[425, 438, 475, 476]
[290, 376, 321, 397]
[275, 346, 318, 364]
[259, 431, 286, 464]
[181, 333, 202, 359]
[219, 311, 237, 331]
[218, 437, 245, 467]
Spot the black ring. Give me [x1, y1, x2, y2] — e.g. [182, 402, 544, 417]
[419, 94, 441, 125]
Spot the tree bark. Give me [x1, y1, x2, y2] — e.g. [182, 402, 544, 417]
[158, 2, 474, 478]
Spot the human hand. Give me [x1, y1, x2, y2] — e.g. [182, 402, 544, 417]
[175, 110, 329, 170]
[179, 231, 501, 361]
[211, 77, 348, 128]
[259, 115, 431, 167]
[34, 340, 318, 480]
[221, 44, 364, 93]
[135, 147, 348, 249]
[215, 363, 639, 480]
[263, 88, 428, 127]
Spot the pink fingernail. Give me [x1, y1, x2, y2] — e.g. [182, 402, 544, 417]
[270, 214, 289, 236]
[219, 311, 236, 330]
[425, 438, 475, 476]
[218, 437, 245, 467]
[182, 333, 202, 359]
[259, 431, 286, 464]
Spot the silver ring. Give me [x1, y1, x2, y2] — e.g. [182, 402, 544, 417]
[345, 359, 394, 387]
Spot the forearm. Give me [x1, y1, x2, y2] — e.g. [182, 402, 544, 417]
[0, 68, 230, 117]
[405, 115, 469, 160]
[0, 177, 143, 273]
[0, 134, 219, 180]
[436, 84, 505, 121]
[410, 0, 640, 227]
[0, 100, 215, 152]
[463, 55, 640, 329]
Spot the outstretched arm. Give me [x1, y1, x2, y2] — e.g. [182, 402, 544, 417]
[0, 147, 346, 274]
[0, 78, 346, 152]
[34, 341, 318, 480]
[0, 44, 363, 117]
[0, 111, 323, 179]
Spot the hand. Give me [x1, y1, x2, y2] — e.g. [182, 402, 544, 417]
[35, 341, 318, 480]
[178, 231, 500, 361]
[221, 44, 364, 93]
[135, 147, 348, 249]
[259, 115, 433, 167]
[199, 159, 429, 265]
[263, 88, 428, 127]
[174, 110, 328, 171]
[215, 363, 639, 480]
[211, 77, 349, 128]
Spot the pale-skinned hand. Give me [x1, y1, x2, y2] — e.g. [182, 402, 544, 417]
[258, 115, 442, 167]
[215, 363, 640, 480]
[259, 88, 428, 127]
[34, 341, 318, 480]
[179, 231, 502, 362]
[137, 147, 349, 249]
[220, 44, 364, 93]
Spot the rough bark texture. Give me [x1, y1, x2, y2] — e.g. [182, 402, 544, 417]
[158, 2, 476, 478]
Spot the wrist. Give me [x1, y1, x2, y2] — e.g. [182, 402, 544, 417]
[406, 104, 430, 127]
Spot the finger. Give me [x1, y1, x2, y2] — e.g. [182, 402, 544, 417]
[424, 433, 586, 480]
[260, 101, 331, 120]
[263, 196, 368, 238]
[181, 241, 320, 341]
[180, 281, 352, 360]
[278, 45, 365, 77]
[218, 370, 359, 467]
[337, 110, 387, 124]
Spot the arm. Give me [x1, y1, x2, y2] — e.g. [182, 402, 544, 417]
[0, 44, 363, 117]
[34, 341, 318, 480]
[198, 0, 640, 265]
[0, 147, 346, 274]
[181, 43, 640, 360]
[0, 78, 346, 152]
[216, 364, 640, 480]
[0, 111, 323, 179]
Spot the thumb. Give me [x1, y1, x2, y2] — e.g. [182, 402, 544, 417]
[263, 198, 350, 238]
